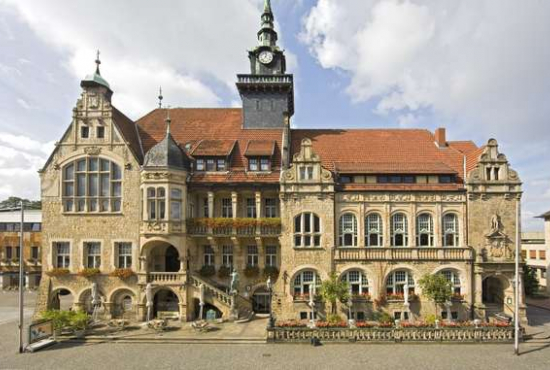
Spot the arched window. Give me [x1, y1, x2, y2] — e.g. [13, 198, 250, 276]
[341, 270, 369, 296]
[441, 269, 461, 295]
[339, 213, 357, 247]
[62, 157, 122, 213]
[416, 213, 434, 246]
[442, 213, 459, 246]
[294, 213, 321, 247]
[386, 270, 415, 296]
[293, 270, 321, 300]
[365, 213, 383, 246]
[391, 213, 408, 247]
[147, 187, 166, 220]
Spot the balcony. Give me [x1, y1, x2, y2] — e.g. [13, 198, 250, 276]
[187, 218, 281, 237]
[137, 272, 186, 286]
[334, 247, 474, 262]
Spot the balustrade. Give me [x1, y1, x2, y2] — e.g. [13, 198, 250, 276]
[335, 247, 473, 262]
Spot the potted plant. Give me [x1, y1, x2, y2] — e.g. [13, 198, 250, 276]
[244, 265, 260, 277]
[46, 268, 71, 277]
[78, 268, 101, 278]
[110, 268, 135, 279]
[263, 266, 279, 280]
[199, 265, 216, 277]
[218, 266, 231, 278]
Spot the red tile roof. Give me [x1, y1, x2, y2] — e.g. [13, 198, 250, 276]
[136, 108, 283, 183]
[191, 140, 236, 157]
[340, 184, 464, 192]
[291, 129, 473, 184]
[244, 140, 276, 157]
[112, 107, 143, 162]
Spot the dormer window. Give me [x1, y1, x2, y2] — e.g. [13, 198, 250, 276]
[81, 126, 89, 139]
[96, 126, 105, 139]
[195, 157, 227, 172]
[439, 175, 456, 183]
[248, 157, 270, 172]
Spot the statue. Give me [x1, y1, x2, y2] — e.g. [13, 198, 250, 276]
[490, 214, 501, 233]
[230, 268, 239, 295]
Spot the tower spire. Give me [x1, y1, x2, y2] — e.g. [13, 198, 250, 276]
[165, 107, 171, 135]
[95, 50, 101, 75]
[264, 0, 272, 14]
[158, 86, 163, 108]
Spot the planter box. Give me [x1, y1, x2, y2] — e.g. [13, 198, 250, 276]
[267, 326, 515, 343]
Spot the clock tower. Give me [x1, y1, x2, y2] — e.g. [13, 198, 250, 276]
[237, 0, 294, 129]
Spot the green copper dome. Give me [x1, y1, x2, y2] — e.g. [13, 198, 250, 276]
[82, 71, 111, 89]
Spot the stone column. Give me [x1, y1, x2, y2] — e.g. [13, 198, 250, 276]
[255, 191, 262, 219]
[473, 268, 485, 319]
[231, 191, 238, 219]
[434, 203, 442, 248]
[207, 192, 215, 218]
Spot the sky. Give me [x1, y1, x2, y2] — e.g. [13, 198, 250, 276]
[0, 0, 549, 231]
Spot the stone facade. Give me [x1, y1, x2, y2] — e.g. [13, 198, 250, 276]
[34, 2, 526, 327]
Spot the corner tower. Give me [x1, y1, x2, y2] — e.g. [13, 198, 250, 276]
[237, 0, 294, 129]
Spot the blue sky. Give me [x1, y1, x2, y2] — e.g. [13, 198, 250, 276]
[0, 0, 549, 231]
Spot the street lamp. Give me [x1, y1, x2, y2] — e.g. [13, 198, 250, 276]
[1, 201, 26, 353]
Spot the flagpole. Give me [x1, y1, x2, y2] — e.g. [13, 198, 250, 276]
[514, 198, 520, 355]
[18, 200, 25, 353]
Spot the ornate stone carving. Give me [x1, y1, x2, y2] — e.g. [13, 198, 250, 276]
[389, 194, 412, 202]
[84, 147, 102, 156]
[440, 194, 463, 202]
[143, 172, 171, 180]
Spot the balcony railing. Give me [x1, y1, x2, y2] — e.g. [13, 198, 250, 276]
[187, 218, 281, 237]
[138, 272, 186, 285]
[335, 247, 473, 262]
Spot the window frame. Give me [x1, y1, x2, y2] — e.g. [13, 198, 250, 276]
[62, 157, 122, 213]
[84, 242, 101, 269]
[293, 270, 321, 298]
[247, 245, 259, 267]
[265, 245, 277, 267]
[222, 245, 233, 269]
[115, 242, 132, 269]
[390, 213, 409, 247]
[294, 212, 322, 248]
[416, 213, 434, 247]
[442, 213, 460, 247]
[386, 270, 415, 296]
[147, 186, 166, 221]
[365, 213, 383, 247]
[341, 270, 369, 295]
[54, 241, 71, 269]
[339, 213, 358, 247]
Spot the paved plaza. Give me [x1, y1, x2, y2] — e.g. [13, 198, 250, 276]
[0, 292, 549, 370]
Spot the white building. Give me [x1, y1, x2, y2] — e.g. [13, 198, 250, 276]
[521, 231, 547, 292]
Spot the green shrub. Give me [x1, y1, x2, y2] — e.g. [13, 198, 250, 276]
[327, 313, 342, 324]
[41, 310, 72, 330]
[374, 311, 393, 324]
[425, 314, 437, 325]
[244, 265, 260, 277]
[69, 311, 89, 331]
[218, 266, 231, 278]
[199, 265, 216, 277]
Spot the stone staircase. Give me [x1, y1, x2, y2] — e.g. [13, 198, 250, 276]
[187, 274, 253, 322]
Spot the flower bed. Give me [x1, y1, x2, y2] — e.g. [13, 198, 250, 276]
[77, 268, 101, 278]
[46, 268, 70, 277]
[110, 268, 135, 279]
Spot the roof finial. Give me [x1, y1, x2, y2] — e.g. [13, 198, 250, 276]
[264, 0, 272, 14]
[165, 106, 171, 135]
[158, 86, 163, 108]
[95, 50, 101, 75]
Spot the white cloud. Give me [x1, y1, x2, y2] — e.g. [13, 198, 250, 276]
[301, 0, 550, 142]
[2, 0, 278, 118]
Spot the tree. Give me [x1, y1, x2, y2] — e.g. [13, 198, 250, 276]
[418, 273, 453, 317]
[0, 197, 41, 210]
[523, 265, 540, 296]
[319, 272, 349, 315]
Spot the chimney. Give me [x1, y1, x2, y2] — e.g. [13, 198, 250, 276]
[435, 128, 447, 147]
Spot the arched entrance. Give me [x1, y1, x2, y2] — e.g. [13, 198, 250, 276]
[50, 289, 74, 311]
[165, 246, 179, 272]
[482, 276, 505, 304]
[153, 289, 179, 318]
[111, 289, 136, 319]
[252, 287, 270, 314]
[146, 242, 180, 273]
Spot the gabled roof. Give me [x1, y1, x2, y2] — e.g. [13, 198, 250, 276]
[191, 140, 236, 157]
[112, 107, 144, 162]
[136, 108, 283, 184]
[334, 161, 456, 175]
[244, 140, 276, 157]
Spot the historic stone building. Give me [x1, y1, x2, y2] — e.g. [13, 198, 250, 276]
[35, 1, 525, 324]
[0, 209, 42, 290]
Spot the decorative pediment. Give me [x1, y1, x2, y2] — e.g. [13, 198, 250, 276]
[467, 138, 521, 187]
[483, 213, 512, 261]
[281, 137, 334, 186]
[292, 138, 320, 163]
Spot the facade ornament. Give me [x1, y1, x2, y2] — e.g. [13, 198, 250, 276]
[490, 214, 502, 233]
[84, 147, 102, 156]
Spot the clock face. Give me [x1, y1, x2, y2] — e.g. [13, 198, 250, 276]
[259, 51, 274, 65]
